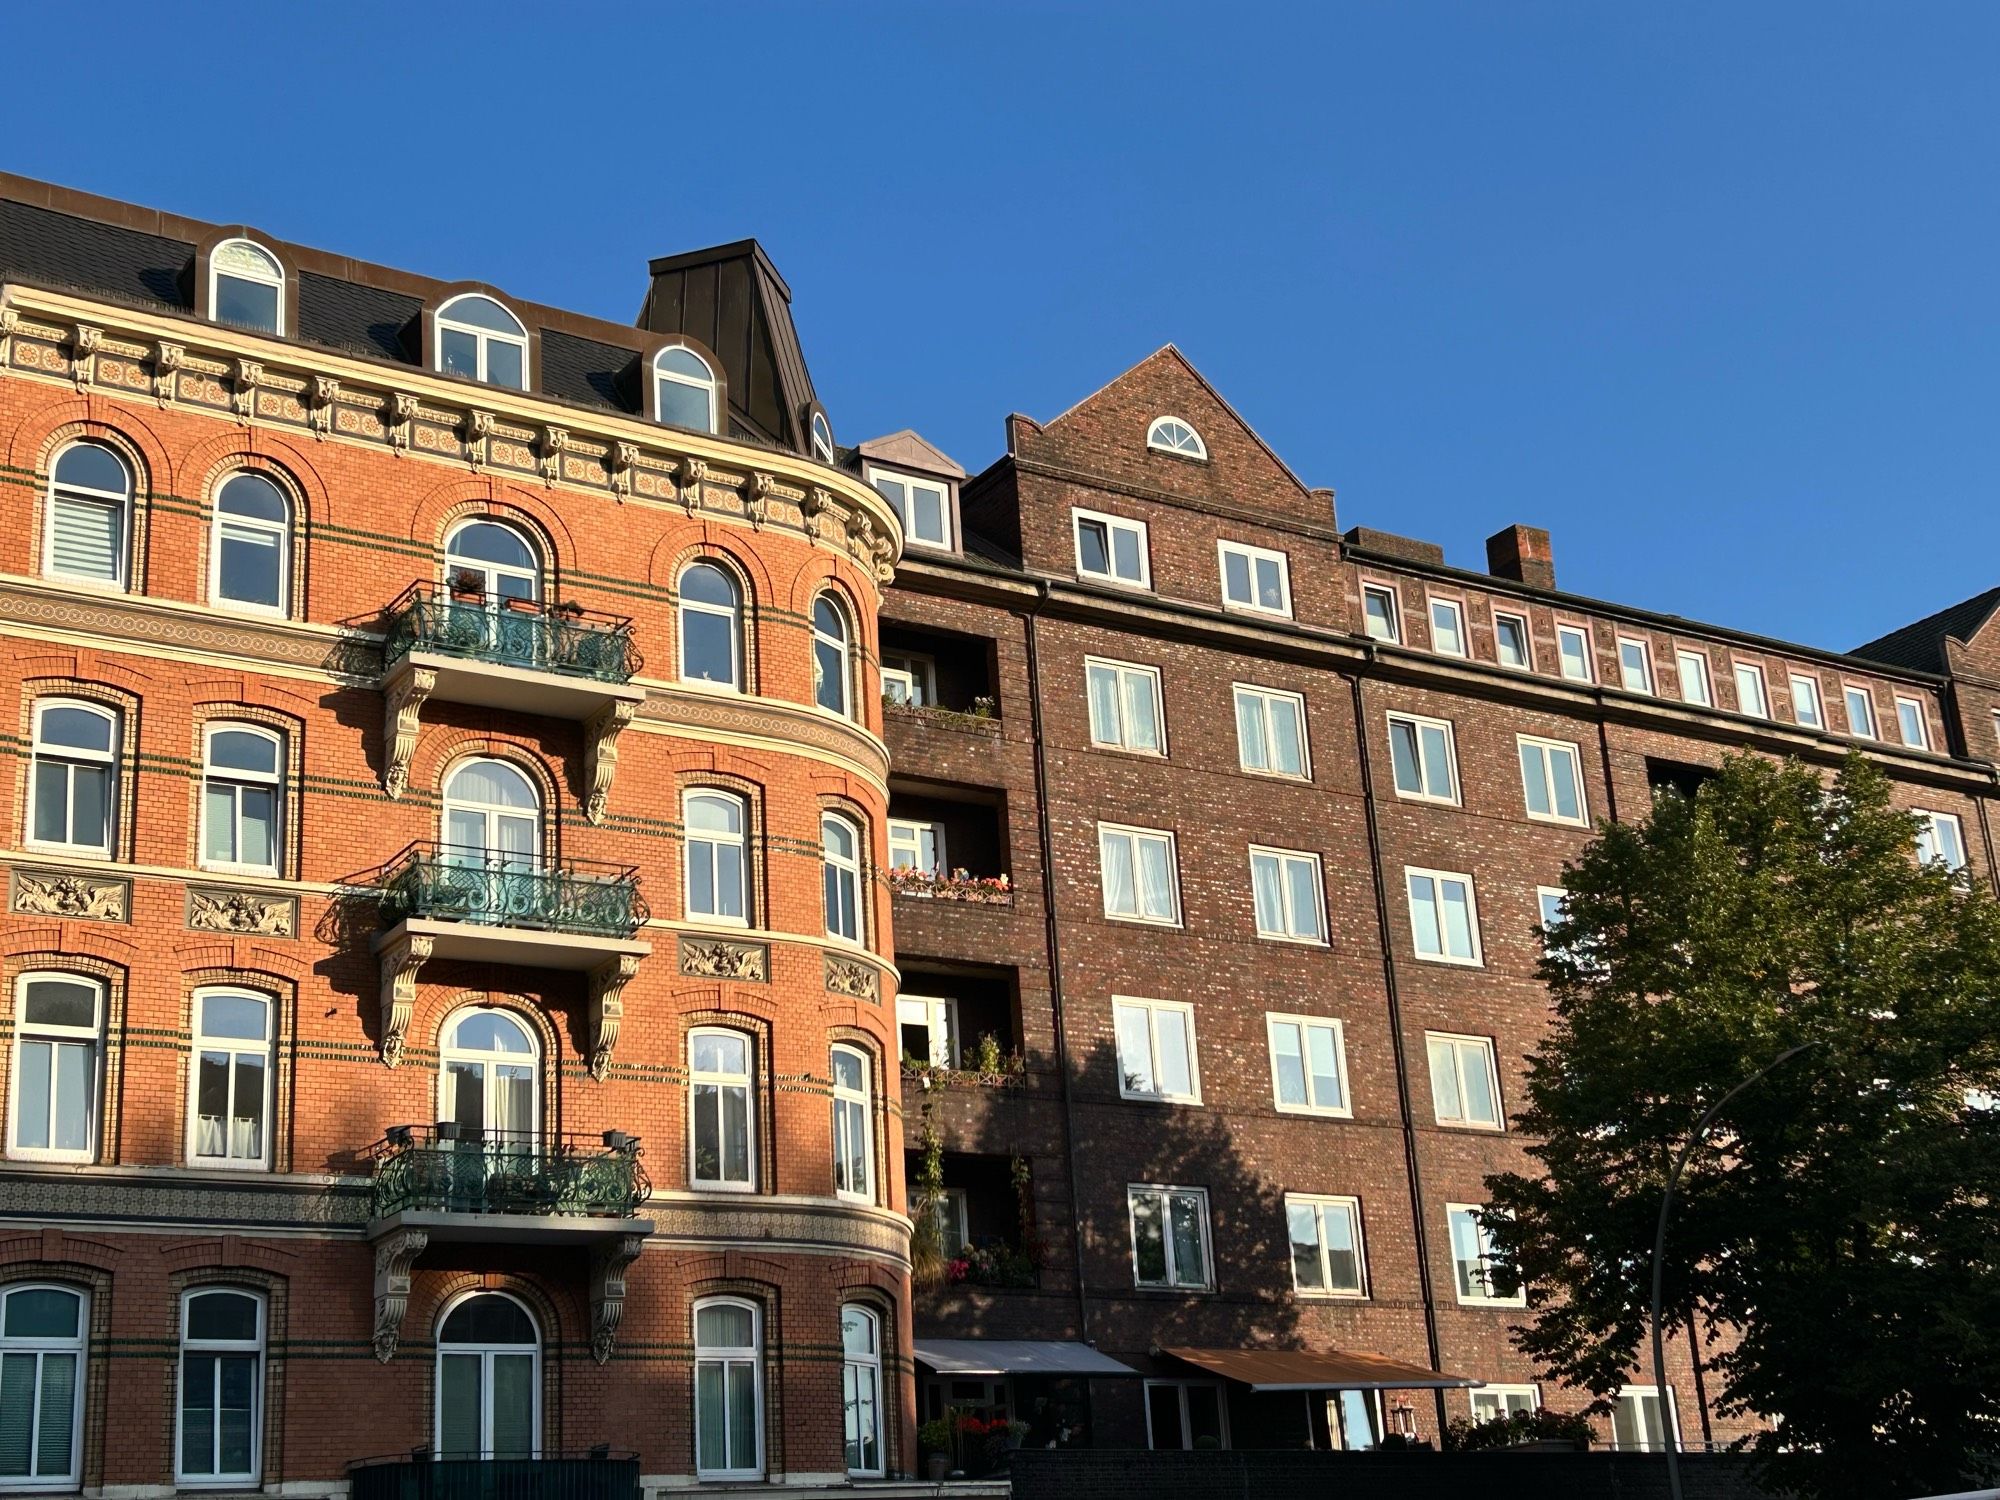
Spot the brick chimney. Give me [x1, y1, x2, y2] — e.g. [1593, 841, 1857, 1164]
[1486, 524, 1555, 591]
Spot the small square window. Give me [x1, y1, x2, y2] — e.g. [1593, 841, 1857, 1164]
[1113, 997, 1201, 1104]
[1518, 736, 1588, 826]
[1429, 598, 1467, 657]
[1073, 509, 1150, 588]
[1387, 712, 1459, 804]
[1676, 650, 1712, 707]
[869, 468, 952, 550]
[1844, 685, 1878, 738]
[1790, 674, 1823, 729]
[1406, 867, 1482, 965]
[1895, 696, 1930, 750]
[1493, 611, 1532, 670]
[1617, 638, 1653, 695]
[1086, 659, 1166, 755]
[1556, 625, 1593, 683]
[1362, 584, 1400, 643]
[1732, 662, 1770, 719]
[1217, 541, 1291, 616]
[1426, 1033, 1503, 1129]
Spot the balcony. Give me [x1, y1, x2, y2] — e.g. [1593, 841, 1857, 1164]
[368, 1127, 652, 1224]
[369, 844, 650, 1075]
[349, 1452, 639, 1500]
[379, 585, 647, 819]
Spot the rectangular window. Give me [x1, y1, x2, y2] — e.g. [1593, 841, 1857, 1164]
[1844, 685, 1878, 738]
[879, 651, 934, 707]
[1099, 824, 1181, 925]
[1448, 1204, 1523, 1305]
[1073, 508, 1150, 588]
[1790, 674, 1824, 729]
[10, 975, 102, 1163]
[1426, 1033, 1502, 1129]
[1732, 661, 1770, 718]
[1537, 886, 1573, 961]
[1470, 1386, 1540, 1423]
[1266, 1014, 1349, 1117]
[1113, 997, 1200, 1104]
[1286, 1194, 1367, 1297]
[1613, 1387, 1678, 1452]
[1916, 811, 1967, 873]
[1234, 685, 1309, 779]
[1493, 610, 1532, 670]
[1145, 1382, 1228, 1451]
[1896, 696, 1929, 750]
[1518, 736, 1587, 826]
[1249, 847, 1326, 943]
[47, 492, 126, 586]
[1128, 1185, 1211, 1289]
[933, 1189, 969, 1260]
[1428, 597, 1467, 657]
[1406, 868, 1482, 965]
[1617, 638, 1653, 694]
[1362, 584, 1400, 643]
[897, 995, 958, 1067]
[887, 818, 945, 875]
[1217, 540, 1291, 616]
[1086, 658, 1165, 754]
[868, 469, 951, 550]
[1387, 713, 1458, 803]
[1556, 624, 1593, 682]
[1676, 649, 1712, 707]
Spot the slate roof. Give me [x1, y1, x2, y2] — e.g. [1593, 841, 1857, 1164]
[295, 270, 421, 363]
[1849, 587, 2000, 673]
[0, 199, 192, 313]
[540, 329, 634, 412]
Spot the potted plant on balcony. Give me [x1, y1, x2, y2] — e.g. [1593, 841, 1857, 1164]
[448, 568, 486, 603]
[917, 1418, 954, 1481]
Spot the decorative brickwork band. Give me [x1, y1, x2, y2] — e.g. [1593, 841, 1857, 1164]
[589, 952, 642, 1080]
[10, 869, 129, 922]
[376, 931, 433, 1067]
[370, 1226, 428, 1362]
[589, 1232, 648, 1364]
[585, 698, 639, 825]
[381, 664, 436, 799]
[679, 936, 769, 984]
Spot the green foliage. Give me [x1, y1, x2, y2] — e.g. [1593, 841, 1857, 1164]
[1442, 1406, 1594, 1452]
[1487, 753, 2000, 1498]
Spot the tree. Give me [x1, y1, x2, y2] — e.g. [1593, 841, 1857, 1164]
[1486, 752, 2000, 1498]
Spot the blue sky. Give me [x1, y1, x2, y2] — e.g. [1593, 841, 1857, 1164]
[9, 3, 1997, 649]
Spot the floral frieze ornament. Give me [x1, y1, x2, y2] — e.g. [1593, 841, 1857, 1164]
[679, 936, 769, 983]
[11, 869, 129, 922]
[823, 952, 879, 1002]
[187, 887, 297, 937]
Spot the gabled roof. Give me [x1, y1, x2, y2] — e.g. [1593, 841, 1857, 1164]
[1849, 587, 2000, 673]
[854, 429, 966, 479]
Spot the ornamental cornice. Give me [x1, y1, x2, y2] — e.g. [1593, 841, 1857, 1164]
[0, 285, 904, 583]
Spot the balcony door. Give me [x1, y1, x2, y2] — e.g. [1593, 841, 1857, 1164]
[440, 1009, 538, 1144]
[443, 519, 540, 662]
[435, 1293, 539, 1460]
[440, 760, 543, 924]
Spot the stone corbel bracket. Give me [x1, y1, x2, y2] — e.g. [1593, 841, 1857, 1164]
[372, 1227, 429, 1362]
[311, 376, 341, 440]
[680, 457, 708, 515]
[381, 664, 436, 800]
[0, 303, 19, 368]
[72, 325, 101, 390]
[584, 697, 639, 825]
[588, 952, 642, 1081]
[611, 441, 640, 500]
[233, 359, 262, 424]
[377, 930, 433, 1067]
[154, 341, 184, 407]
[589, 1232, 648, 1364]
[542, 426, 570, 488]
[466, 409, 495, 468]
[390, 393, 420, 454]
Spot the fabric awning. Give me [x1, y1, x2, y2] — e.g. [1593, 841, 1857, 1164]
[914, 1339, 1141, 1378]
[1162, 1346, 1480, 1393]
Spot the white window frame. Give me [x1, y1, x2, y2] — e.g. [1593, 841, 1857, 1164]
[1427, 596, 1467, 658]
[1613, 1385, 1679, 1452]
[436, 1006, 541, 1146]
[897, 995, 959, 1068]
[1112, 996, 1202, 1105]
[186, 987, 274, 1170]
[676, 561, 744, 692]
[840, 1303, 884, 1478]
[1386, 711, 1460, 805]
[1425, 1031, 1503, 1130]
[1285, 1193, 1368, 1299]
[1537, 886, 1571, 958]
[1265, 1013, 1350, 1118]
[27, 699, 119, 858]
[1406, 867, 1484, 967]
[1143, 1380, 1230, 1452]
[433, 294, 529, 389]
[207, 471, 292, 617]
[810, 412, 835, 464]
[1216, 540, 1292, 618]
[866, 466, 952, 551]
[1361, 583, 1401, 643]
[822, 813, 865, 945]
[1127, 1184, 1212, 1290]
[887, 817, 946, 876]
[1145, 416, 1207, 459]
[879, 651, 935, 708]
[175, 1287, 265, 1487]
[1085, 658, 1166, 755]
[688, 1027, 756, 1193]
[1071, 507, 1151, 589]
[683, 789, 750, 927]
[1676, 649, 1713, 707]
[1470, 1385, 1541, 1423]
[692, 1297, 765, 1480]
[1844, 684, 1879, 739]
[443, 516, 540, 601]
[1895, 695, 1930, 750]
[1517, 734, 1589, 827]
[1617, 637, 1653, 695]
[830, 1044, 874, 1205]
[207, 238, 285, 335]
[1915, 810, 1967, 873]
[1732, 660, 1770, 719]
[8, 972, 103, 1165]
[1248, 846, 1327, 944]
[199, 723, 284, 877]
[431, 1291, 540, 1460]
[811, 593, 853, 718]
[43, 441, 132, 591]
[1097, 823, 1182, 926]
[1447, 1203, 1524, 1306]
[1790, 673, 1824, 729]
[1232, 684, 1311, 780]
[1492, 608, 1533, 671]
[653, 346, 719, 434]
[933, 1188, 970, 1260]
[0, 1283, 86, 1488]
[1555, 623, 1594, 683]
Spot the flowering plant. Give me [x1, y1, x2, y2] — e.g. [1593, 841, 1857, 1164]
[887, 866, 1013, 903]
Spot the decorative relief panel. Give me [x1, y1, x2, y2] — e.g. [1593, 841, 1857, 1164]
[679, 936, 770, 984]
[10, 868, 129, 922]
[823, 952, 879, 1002]
[187, 886, 297, 937]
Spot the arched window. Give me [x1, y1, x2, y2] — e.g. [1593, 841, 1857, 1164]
[841, 1304, 883, 1477]
[435, 295, 528, 390]
[1145, 417, 1207, 460]
[654, 347, 718, 434]
[0, 1284, 86, 1486]
[28, 700, 118, 857]
[442, 759, 541, 868]
[209, 240, 284, 335]
[444, 518, 540, 604]
[693, 1298, 763, 1480]
[689, 1029, 754, 1191]
[822, 813, 863, 945]
[435, 1293, 538, 1459]
[678, 562, 743, 691]
[177, 1288, 264, 1485]
[810, 411, 835, 464]
[201, 724, 283, 875]
[830, 1045, 873, 1204]
[684, 791, 748, 926]
[8, 974, 103, 1162]
[45, 441, 132, 588]
[189, 988, 273, 1168]
[210, 472, 291, 614]
[812, 595, 852, 717]
[440, 1008, 538, 1143]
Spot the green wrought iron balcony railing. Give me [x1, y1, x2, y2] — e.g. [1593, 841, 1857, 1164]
[375, 843, 649, 939]
[368, 1127, 652, 1220]
[384, 583, 642, 684]
[349, 1451, 640, 1500]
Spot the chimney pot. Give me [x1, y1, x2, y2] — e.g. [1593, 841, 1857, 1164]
[1487, 524, 1555, 591]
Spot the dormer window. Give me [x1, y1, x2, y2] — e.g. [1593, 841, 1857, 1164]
[655, 347, 719, 434]
[1146, 417, 1207, 461]
[435, 295, 528, 390]
[811, 411, 835, 463]
[868, 468, 951, 550]
[209, 240, 284, 335]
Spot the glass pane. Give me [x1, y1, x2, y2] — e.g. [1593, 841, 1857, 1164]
[1146, 1384, 1185, 1450]
[218, 473, 287, 523]
[680, 563, 736, 608]
[1155, 1010, 1193, 1097]
[188, 1291, 258, 1341]
[686, 794, 742, 835]
[1111, 525, 1142, 580]
[695, 1362, 727, 1471]
[844, 1362, 878, 1472]
[215, 277, 279, 332]
[203, 784, 238, 863]
[1388, 721, 1420, 794]
[1077, 520, 1109, 575]
[239, 787, 276, 867]
[1088, 665, 1120, 744]
[689, 844, 717, 915]
[182, 1352, 217, 1474]
[658, 378, 713, 432]
[1520, 745, 1551, 817]
[439, 328, 480, 379]
[50, 496, 121, 581]
[1286, 858, 1321, 939]
[1235, 693, 1267, 770]
[1255, 557, 1284, 610]
[1462, 1048, 1497, 1125]
[438, 1353, 483, 1456]
[1251, 855, 1283, 934]
[31, 762, 68, 844]
[71, 766, 109, 851]
[485, 340, 525, 391]
[1339, 1390, 1378, 1449]
[199, 992, 269, 1047]
[693, 1032, 746, 1076]
[1409, 877, 1442, 956]
[1138, 839, 1174, 919]
[1186, 1386, 1225, 1449]
[682, 611, 737, 685]
[3, 1289, 79, 1339]
[726, 1362, 757, 1471]
[15, 1042, 50, 1149]
[722, 1085, 750, 1181]
[1306, 1025, 1342, 1108]
[1428, 1038, 1462, 1121]
[1102, 834, 1137, 915]
[1169, 1195, 1205, 1284]
[1550, 752, 1581, 821]
[22, 979, 96, 1030]
[37, 1352, 76, 1478]
[1269, 698, 1303, 773]
[490, 1353, 534, 1458]
[840, 1306, 875, 1357]
[912, 487, 945, 544]
[447, 760, 537, 809]
[53, 1044, 89, 1151]
[1325, 1207, 1360, 1291]
[1271, 1025, 1307, 1106]
[696, 1304, 753, 1348]
[194, 1051, 228, 1158]
[217, 1353, 256, 1474]
[446, 1061, 485, 1133]
[1125, 674, 1160, 749]
[218, 526, 283, 608]
[452, 1011, 533, 1054]
[440, 1296, 534, 1346]
[1115, 1006, 1154, 1095]
[1288, 1202, 1324, 1290]
[1223, 551, 1250, 604]
[209, 729, 278, 775]
[54, 443, 128, 496]
[814, 638, 845, 712]
[1131, 1195, 1166, 1282]
[1442, 881, 1474, 959]
[1364, 591, 1394, 639]
[0, 1353, 34, 1477]
[1420, 725, 1452, 798]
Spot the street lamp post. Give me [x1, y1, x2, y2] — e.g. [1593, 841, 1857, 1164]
[1650, 1041, 1817, 1500]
